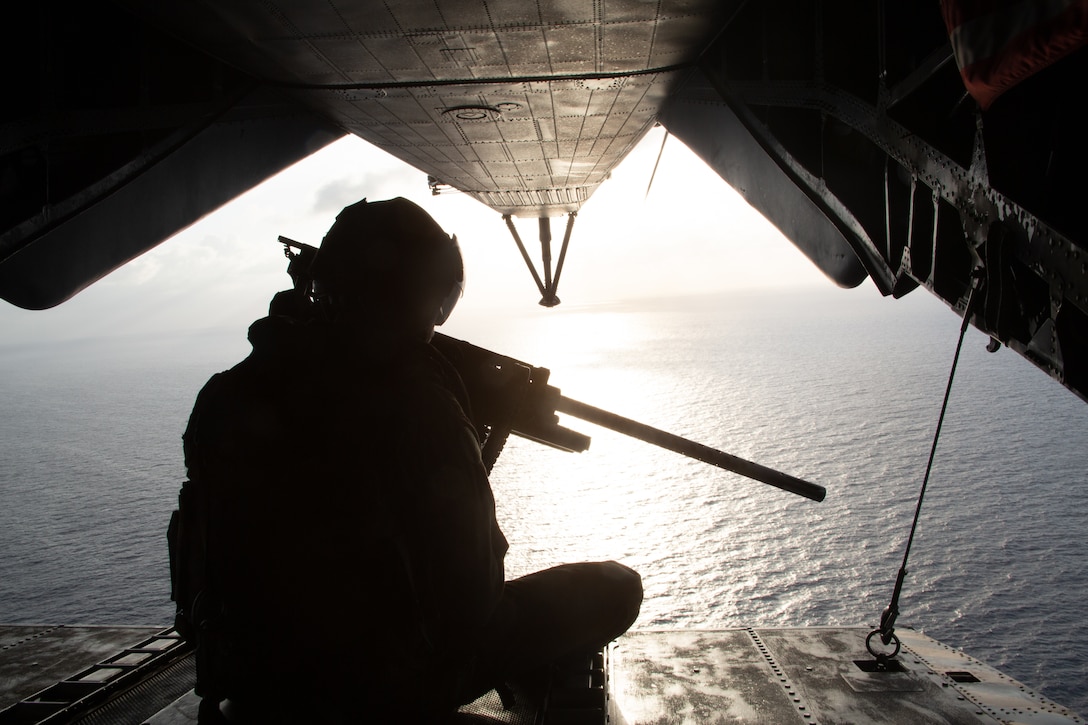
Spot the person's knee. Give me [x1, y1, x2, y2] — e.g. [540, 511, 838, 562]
[598, 560, 643, 631]
[601, 560, 642, 600]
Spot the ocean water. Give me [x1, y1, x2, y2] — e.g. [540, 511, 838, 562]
[1, 287, 1086, 715]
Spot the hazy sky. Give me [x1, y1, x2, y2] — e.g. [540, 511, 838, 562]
[0, 127, 838, 346]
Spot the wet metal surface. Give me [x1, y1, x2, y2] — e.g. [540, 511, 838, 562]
[0, 625, 162, 711]
[4, 626, 1084, 724]
[609, 628, 1086, 724]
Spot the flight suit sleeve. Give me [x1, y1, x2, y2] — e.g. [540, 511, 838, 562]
[392, 377, 509, 652]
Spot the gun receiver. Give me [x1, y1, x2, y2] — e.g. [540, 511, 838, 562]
[432, 334, 826, 503]
[431, 333, 591, 469]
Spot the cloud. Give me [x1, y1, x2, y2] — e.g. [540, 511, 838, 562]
[309, 157, 425, 218]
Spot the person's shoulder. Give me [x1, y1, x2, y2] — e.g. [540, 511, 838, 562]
[248, 314, 331, 366]
[193, 316, 327, 405]
[397, 342, 471, 409]
[374, 343, 471, 442]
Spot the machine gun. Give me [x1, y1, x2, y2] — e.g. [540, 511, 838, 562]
[431, 334, 825, 502]
[277, 235, 825, 502]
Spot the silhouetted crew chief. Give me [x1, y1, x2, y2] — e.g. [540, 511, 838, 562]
[179, 197, 642, 722]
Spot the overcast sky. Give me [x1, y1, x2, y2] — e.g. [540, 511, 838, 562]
[0, 127, 838, 347]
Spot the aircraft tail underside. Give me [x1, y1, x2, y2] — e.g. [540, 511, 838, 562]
[2, 1, 1085, 400]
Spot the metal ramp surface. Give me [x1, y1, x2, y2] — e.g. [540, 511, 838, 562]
[0, 626, 189, 725]
[146, 649, 606, 725]
[2, 626, 1084, 724]
[608, 628, 1085, 724]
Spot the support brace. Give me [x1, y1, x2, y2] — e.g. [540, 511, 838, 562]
[503, 213, 576, 307]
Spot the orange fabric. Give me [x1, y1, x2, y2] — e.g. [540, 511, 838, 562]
[941, 0, 1088, 109]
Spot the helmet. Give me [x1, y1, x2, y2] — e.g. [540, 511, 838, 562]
[310, 198, 463, 325]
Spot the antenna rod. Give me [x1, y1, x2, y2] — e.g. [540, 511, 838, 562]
[645, 130, 669, 199]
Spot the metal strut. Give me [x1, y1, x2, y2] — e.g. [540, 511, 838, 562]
[867, 272, 984, 661]
[503, 213, 576, 307]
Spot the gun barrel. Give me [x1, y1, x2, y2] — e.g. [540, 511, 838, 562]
[555, 396, 826, 502]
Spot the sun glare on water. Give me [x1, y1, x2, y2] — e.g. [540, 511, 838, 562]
[471, 299, 761, 621]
